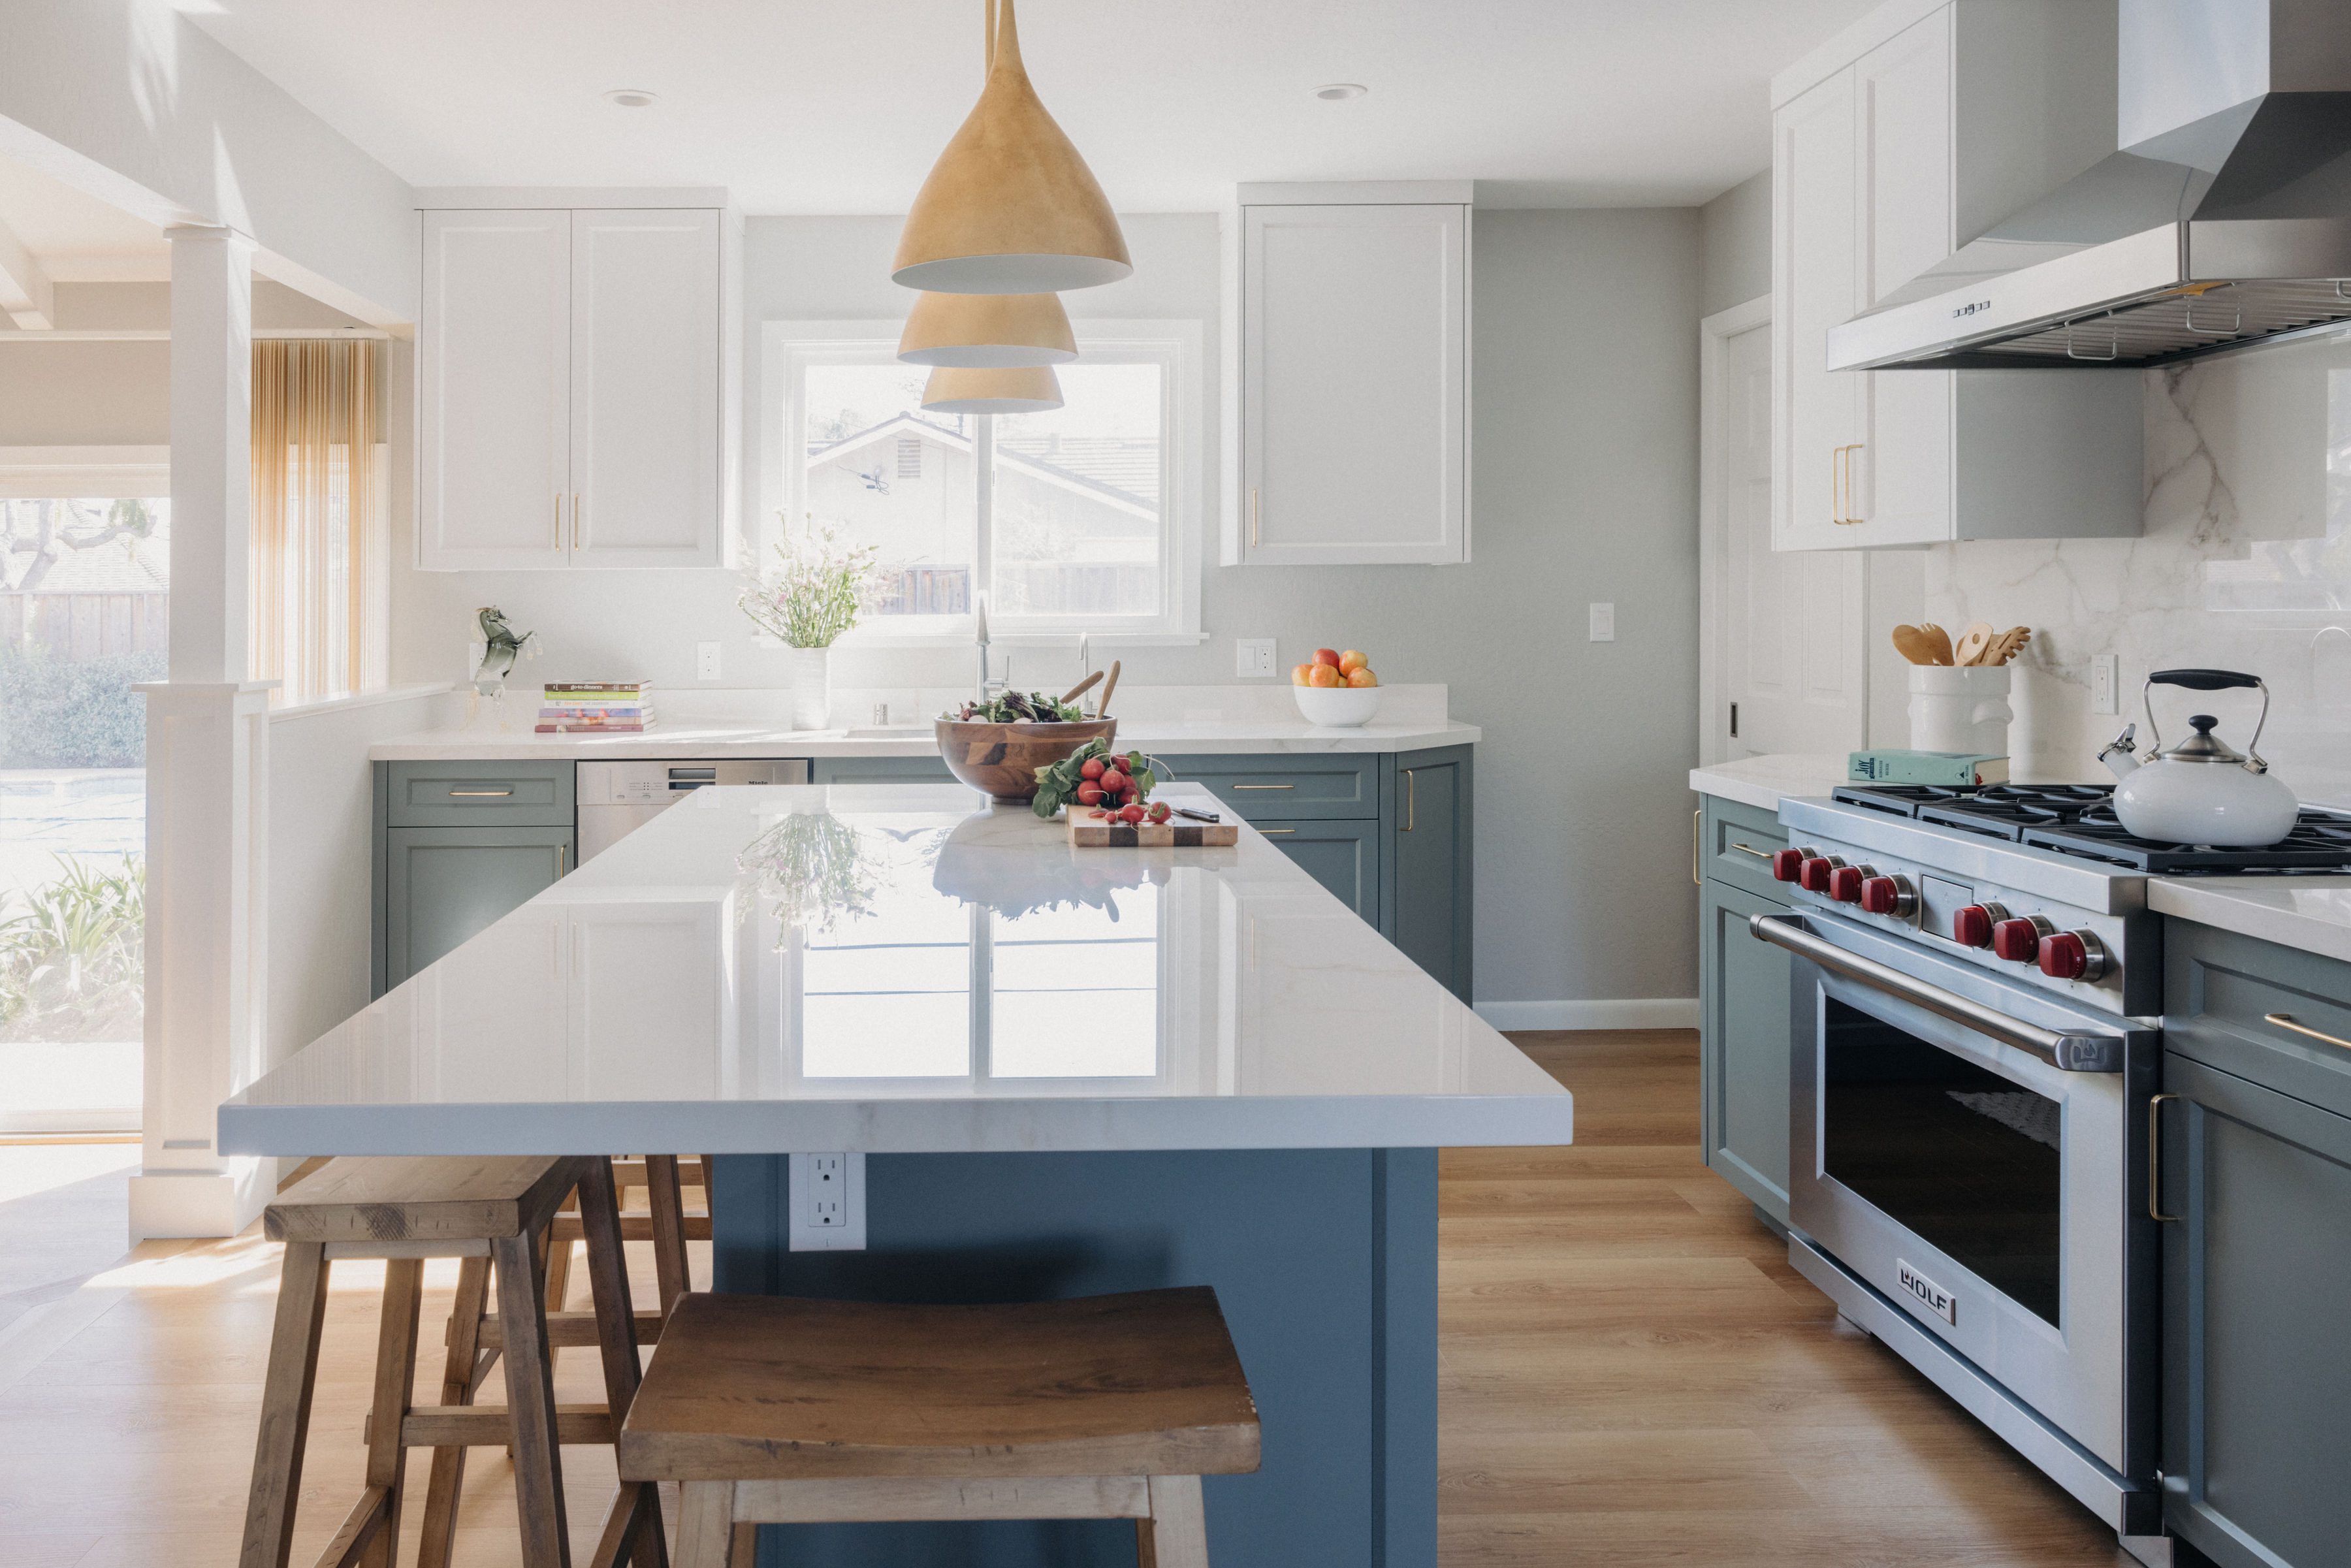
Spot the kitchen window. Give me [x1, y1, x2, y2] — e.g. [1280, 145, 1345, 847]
[761, 319, 1204, 644]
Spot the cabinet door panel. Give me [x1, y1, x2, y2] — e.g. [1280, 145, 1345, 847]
[385, 825, 573, 991]
[810, 756, 953, 786]
[1701, 879, 1793, 1223]
[1243, 203, 1465, 564]
[1853, 12, 1955, 545]
[420, 210, 571, 569]
[1773, 70, 1863, 552]
[1258, 820, 1377, 923]
[2162, 1054, 2351, 1567]
[1390, 753, 1471, 1002]
[570, 208, 723, 566]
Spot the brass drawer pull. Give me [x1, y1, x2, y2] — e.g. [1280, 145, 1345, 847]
[1403, 769, 1415, 833]
[1727, 841, 1774, 859]
[1231, 782, 1295, 790]
[1258, 827, 1296, 835]
[1691, 809, 1701, 886]
[2149, 1093, 2182, 1223]
[2264, 1012, 2351, 1053]
[448, 788, 515, 797]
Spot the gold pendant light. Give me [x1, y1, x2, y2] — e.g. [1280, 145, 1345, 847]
[921, 364, 1064, 415]
[893, 0, 1130, 295]
[899, 290, 1078, 367]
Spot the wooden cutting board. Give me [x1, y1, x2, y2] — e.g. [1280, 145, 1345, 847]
[1067, 812, 1240, 848]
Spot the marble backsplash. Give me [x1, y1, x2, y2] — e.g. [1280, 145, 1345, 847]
[1925, 327, 2351, 805]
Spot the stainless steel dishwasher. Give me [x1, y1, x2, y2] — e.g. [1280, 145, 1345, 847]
[575, 759, 809, 863]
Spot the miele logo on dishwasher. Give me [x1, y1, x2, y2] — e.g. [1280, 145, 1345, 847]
[1897, 1260, 1958, 1326]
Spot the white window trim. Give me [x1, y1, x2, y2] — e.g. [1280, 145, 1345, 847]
[758, 319, 1206, 648]
[0, 446, 170, 500]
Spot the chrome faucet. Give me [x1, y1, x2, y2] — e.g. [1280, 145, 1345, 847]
[1075, 633, 1094, 714]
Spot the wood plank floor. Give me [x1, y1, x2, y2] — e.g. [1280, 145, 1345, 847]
[0, 1030, 2134, 1565]
[1442, 1030, 2133, 1566]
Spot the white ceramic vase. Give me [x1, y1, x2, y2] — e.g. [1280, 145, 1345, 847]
[790, 645, 831, 731]
[1908, 665, 2012, 755]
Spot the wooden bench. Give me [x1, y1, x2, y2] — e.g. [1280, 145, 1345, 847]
[238, 1155, 664, 1568]
[616, 1288, 1262, 1567]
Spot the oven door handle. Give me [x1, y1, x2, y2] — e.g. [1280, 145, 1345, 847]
[1750, 912, 2125, 1073]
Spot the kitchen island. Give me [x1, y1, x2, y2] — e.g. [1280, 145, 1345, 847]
[223, 781, 1571, 1568]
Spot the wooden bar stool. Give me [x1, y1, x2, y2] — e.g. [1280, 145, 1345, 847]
[544, 1155, 713, 1320]
[616, 1288, 1261, 1567]
[238, 1155, 665, 1568]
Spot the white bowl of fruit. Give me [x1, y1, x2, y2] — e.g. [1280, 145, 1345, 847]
[1291, 647, 1381, 727]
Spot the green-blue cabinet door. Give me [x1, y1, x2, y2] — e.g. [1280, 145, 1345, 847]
[810, 755, 952, 786]
[1700, 878, 1793, 1225]
[1255, 820, 1379, 923]
[380, 825, 573, 993]
[2158, 1052, 2351, 1567]
[1385, 747, 1473, 1002]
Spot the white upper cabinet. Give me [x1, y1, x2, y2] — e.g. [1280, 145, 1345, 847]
[1238, 187, 1469, 565]
[420, 201, 728, 571]
[1772, 1, 2141, 552]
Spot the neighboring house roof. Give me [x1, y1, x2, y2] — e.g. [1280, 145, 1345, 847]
[14, 534, 169, 594]
[811, 411, 1160, 517]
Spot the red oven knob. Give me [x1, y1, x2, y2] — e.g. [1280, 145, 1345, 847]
[1991, 916, 2055, 963]
[2039, 929, 2111, 982]
[1861, 874, 1917, 918]
[1798, 856, 1844, 893]
[1949, 902, 2009, 948]
[1770, 848, 1811, 883]
[1829, 865, 1872, 903]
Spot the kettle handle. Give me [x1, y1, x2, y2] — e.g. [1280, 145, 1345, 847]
[2143, 669, 2269, 769]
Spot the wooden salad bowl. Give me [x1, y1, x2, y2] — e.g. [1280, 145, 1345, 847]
[935, 717, 1119, 801]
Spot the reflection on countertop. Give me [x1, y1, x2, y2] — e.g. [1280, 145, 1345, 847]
[222, 782, 1568, 1155]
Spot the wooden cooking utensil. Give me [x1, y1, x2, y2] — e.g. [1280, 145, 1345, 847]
[1991, 626, 2031, 665]
[1891, 625, 1942, 665]
[1059, 669, 1104, 705]
[1096, 660, 1122, 719]
[1954, 622, 1996, 666]
[1919, 623, 1955, 666]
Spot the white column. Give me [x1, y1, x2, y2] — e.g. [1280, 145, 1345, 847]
[129, 225, 276, 1242]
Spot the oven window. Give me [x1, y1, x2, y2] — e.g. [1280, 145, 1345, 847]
[1821, 998, 2061, 1325]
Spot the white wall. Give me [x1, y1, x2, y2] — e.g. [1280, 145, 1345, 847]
[389, 206, 1708, 1015]
[0, 0, 417, 321]
[1699, 170, 1770, 317]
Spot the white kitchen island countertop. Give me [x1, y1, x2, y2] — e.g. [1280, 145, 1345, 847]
[2148, 876, 2351, 966]
[367, 717, 1480, 761]
[219, 782, 1567, 1157]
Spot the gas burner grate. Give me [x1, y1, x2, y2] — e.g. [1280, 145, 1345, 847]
[1828, 782, 2351, 873]
[1831, 783, 2115, 840]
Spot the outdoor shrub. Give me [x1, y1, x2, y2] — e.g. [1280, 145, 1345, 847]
[0, 645, 164, 767]
[0, 856, 145, 1042]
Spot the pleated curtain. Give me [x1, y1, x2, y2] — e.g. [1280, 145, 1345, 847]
[249, 338, 385, 705]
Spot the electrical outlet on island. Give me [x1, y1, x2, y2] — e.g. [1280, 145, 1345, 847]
[788, 1151, 865, 1250]
[697, 641, 722, 681]
[1236, 638, 1277, 679]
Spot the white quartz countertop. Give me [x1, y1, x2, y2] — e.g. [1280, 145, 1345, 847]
[2149, 876, 2351, 966]
[220, 782, 1567, 1157]
[368, 717, 1480, 761]
[1687, 754, 1851, 812]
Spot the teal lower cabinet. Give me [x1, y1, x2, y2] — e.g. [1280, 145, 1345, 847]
[811, 755, 953, 786]
[1162, 747, 1473, 1002]
[379, 825, 572, 992]
[1699, 878, 1793, 1224]
[1695, 793, 1796, 1227]
[2158, 923, 2351, 1566]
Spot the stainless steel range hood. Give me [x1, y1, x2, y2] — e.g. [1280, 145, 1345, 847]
[1829, 0, 2351, 370]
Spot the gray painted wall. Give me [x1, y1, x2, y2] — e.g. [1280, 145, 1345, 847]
[1699, 168, 1771, 318]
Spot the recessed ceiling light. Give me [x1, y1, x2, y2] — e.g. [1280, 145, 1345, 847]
[604, 88, 658, 109]
[1314, 83, 1367, 102]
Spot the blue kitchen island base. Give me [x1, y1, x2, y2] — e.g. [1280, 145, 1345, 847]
[708, 1147, 1438, 1568]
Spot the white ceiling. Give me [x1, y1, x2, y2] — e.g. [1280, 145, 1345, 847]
[180, 0, 1876, 213]
[0, 150, 168, 278]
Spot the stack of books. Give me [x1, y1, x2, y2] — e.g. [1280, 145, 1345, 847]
[537, 681, 654, 733]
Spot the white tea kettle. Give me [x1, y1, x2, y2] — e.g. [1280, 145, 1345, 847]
[2098, 669, 2299, 846]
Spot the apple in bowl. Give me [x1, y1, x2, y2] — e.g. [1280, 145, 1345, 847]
[1291, 647, 1381, 726]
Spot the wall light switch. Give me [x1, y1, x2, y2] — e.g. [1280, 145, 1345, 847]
[1236, 638, 1277, 679]
[697, 641, 722, 681]
[1589, 603, 1616, 643]
[2092, 654, 2119, 716]
[789, 1151, 865, 1251]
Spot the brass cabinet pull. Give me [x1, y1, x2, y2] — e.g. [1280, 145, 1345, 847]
[1728, 841, 1774, 859]
[1259, 827, 1296, 835]
[1403, 769, 1416, 833]
[2149, 1093, 2183, 1222]
[572, 493, 582, 551]
[553, 492, 562, 545]
[1832, 443, 1867, 526]
[2264, 1012, 2351, 1053]
[448, 788, 515, 797]
[1231, 782, 1294, 790]
[1692, 809, 1701, 886]
[558, 843, 568, 875]
[1249, 487, 1261, 549]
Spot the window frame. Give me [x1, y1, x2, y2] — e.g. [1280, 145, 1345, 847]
[759, 318, 1206, 647]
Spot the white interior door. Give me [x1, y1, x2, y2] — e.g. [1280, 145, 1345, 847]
[1719, 315, 1866, 758]
[419, 209, 571, 569]
[1242, 202, 1465, 564]
[569, 208, 722, 568]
